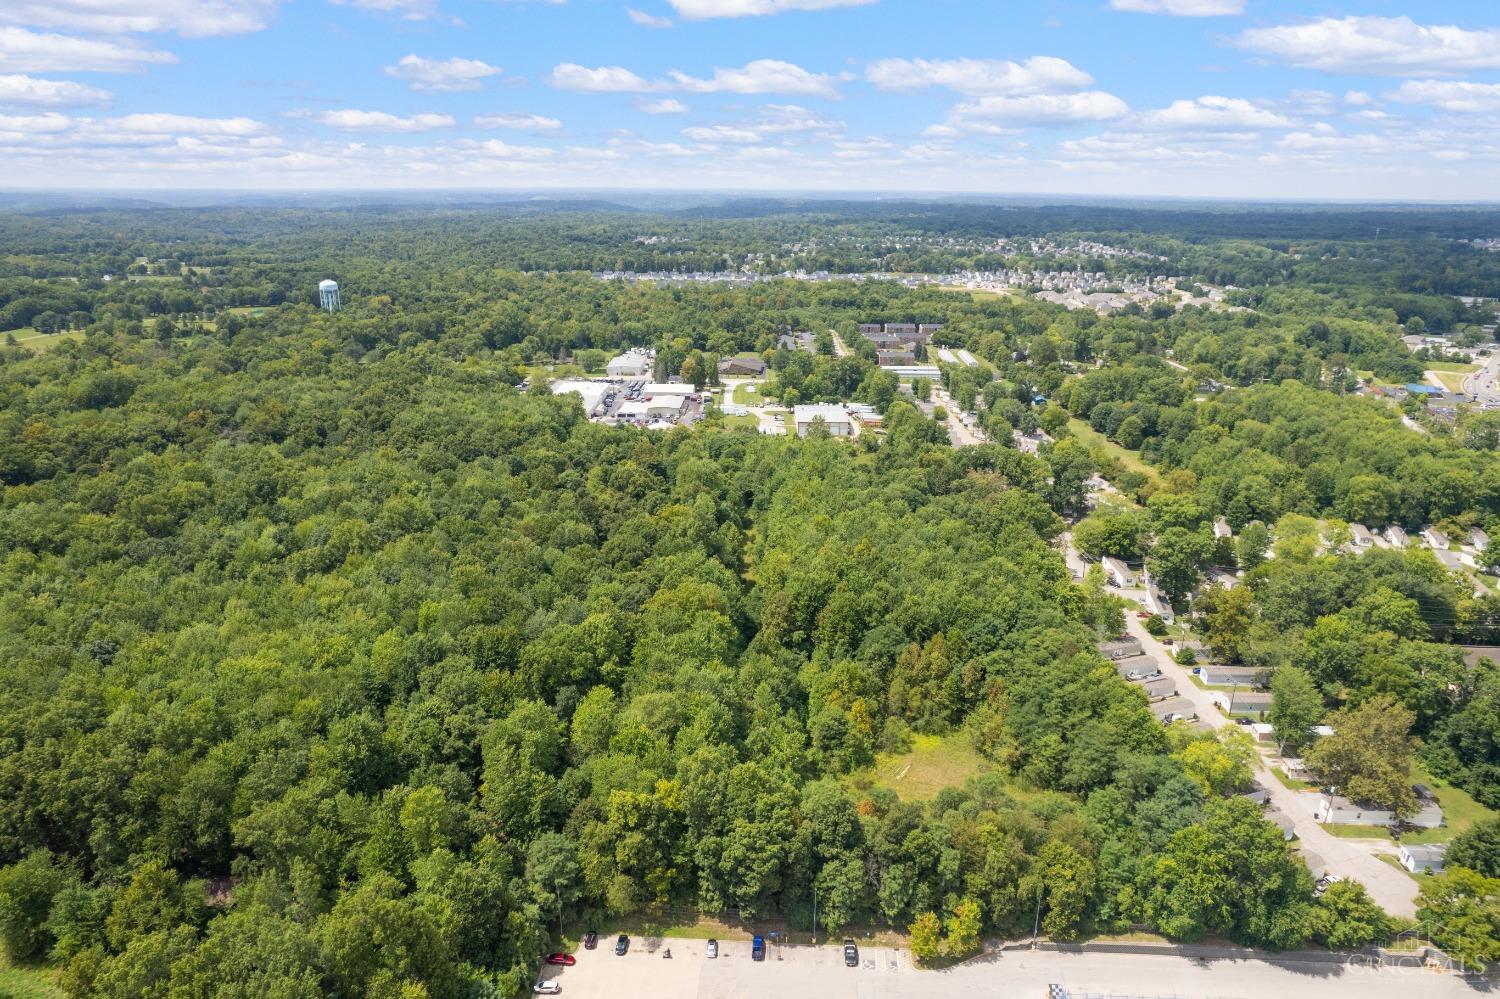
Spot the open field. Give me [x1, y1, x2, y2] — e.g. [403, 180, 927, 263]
[3, 329, 84, 353]
[1066, 418, 1161, 484]
[1425, 361, 1480, 373]
[731, 382, 763, 405]
[852, 732, 996, 802]
[720, 414, 759, 430]
[1429, 370, 1469, 392]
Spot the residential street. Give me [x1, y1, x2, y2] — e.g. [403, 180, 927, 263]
[1061, 534, 1422, 918]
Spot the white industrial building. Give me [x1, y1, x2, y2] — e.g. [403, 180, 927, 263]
[607, 349, 654, 378]
[793, 404, 852, 437]
[549, 379, 610, 417]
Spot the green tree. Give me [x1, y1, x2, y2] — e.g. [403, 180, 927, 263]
[1269, 666, 1325, 755]
[1305, 695, 1417, 817]
[944, 897, 982, 958]
[1448, 817, 1500, 877]
[1148, 527, 1213, 604]
[0, 850, 74, 961]
[908, 911, 942, 964]
[1305, 880, 1394, 950]
[1417, 867, 1500, 972]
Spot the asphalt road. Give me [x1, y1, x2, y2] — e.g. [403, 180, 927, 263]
[538, 937, 1478, 998]
[1462, 351, 1500, 405]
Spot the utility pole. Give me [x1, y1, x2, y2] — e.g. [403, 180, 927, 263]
[812, 885, 818, 944]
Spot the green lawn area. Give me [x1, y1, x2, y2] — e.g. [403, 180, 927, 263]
[1429, 370, 1468, 393]
[851, 732, 997, 803]
[1320, 822, 1392, 840]
[731, 382, 763, 405]
[223, 306, 274, 316]
[720, 414, 759, 430]
[1425, 360, 1480, 373]
[1399, 761, 1496, 845]
[0, 955, 63, 999]
[1378, 853, 1427, 886]
[3, 328, 83, 353]
[1270, 767, 1316, 791]
[1066, 418, 1161, 485]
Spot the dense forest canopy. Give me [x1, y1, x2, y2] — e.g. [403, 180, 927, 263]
[0, 200, 1496, 995]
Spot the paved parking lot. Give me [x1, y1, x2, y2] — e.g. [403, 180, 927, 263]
[534, 937, 1481, 998]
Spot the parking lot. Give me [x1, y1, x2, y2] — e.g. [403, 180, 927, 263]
[534, 936, 1479, 998]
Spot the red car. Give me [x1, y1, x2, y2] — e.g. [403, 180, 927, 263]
[544, 953, 576, 966]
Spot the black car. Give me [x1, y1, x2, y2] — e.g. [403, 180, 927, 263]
[614, 934, 629, 956]
[582, 930, 597, 950]
[844, 939, 858, 967]
[751, 935, 765, 961]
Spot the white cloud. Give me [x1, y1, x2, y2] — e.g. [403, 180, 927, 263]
[0, 74, 110, 108]
[384, 55, 502, 93]
[475, 111, 562, 130]
[627, 8, 673, 27]
[637, 98, 688, 114]
[0, 0, 281, 38]
[668, 59, 837, 97]
[945, 91, 1129, 128]
[667, 0, 872, 19]
[1237, 16, 1500, 77]
[1108, 0, 1243, 15]
[865, 56, 1091, 96]
[0, 111, 72, 135]
[552, 59, 836, 97]
[1388, 80, 1500, 114]
[103, 113, 266, 136]
[1135, 96, 1291, 130]
[683, 124, 763, 143]
[316, 109, 455, 132]
[472, 138, 554, 160]
[1344, 90, 1374, 107]
[0, 27, 177, 73]
[550, 63, 658, 92]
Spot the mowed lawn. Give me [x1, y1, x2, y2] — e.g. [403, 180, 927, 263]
[854, 732, 996, 802]
[3, 328, 84, 353]
[0, 955, 63, 999]
[1066, 418, 1161, 485]
[731, 382, 763, 405]
[1400, 761, 1496, 845]
[1428, 370, 1470, 393]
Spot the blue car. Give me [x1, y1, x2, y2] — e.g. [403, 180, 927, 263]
[751, 935, 765, 961]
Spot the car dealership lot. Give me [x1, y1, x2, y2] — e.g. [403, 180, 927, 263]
[535, 937, 1481, 998]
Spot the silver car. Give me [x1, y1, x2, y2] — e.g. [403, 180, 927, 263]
[706, 939, 719, 959]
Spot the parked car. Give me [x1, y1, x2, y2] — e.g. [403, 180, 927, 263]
[751, 935, 766, 961]
[544, 953, 575, 966]
[1125, 671, 1143, 681]
[844, 939, 858, 967]
[614, 934, 629, 956]
[1234, 717, 1252, 726]
[533, 983, 561, 995]
[1144, 670, 1162, 680]
[582, 930, 597, 950]
[706, 939, 718, 959]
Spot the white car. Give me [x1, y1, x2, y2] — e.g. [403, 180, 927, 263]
[534, 983, 561, 995]
[706, 939, 719, 959]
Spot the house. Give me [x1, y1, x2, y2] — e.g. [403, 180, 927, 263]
[1265, 807, 1296, 841]
[1199, 665, 1268, 687]
[1283, 758, 1312, 781]
[1423, 528, 1450, 550]
[1399, 843, 1447, 874]
[1349, 523, 1375, 548]
[1100, 557, 1136, 588]
[718, 356, 766, 377]
[1213, 517, 1232, 540]
[1113, 653, 1159, 678]
[1313, 794, 1444, 829]
[607, 350, 654, 379]
[877, 349, 917, 367]
[1249, 722, 1276, 745]
[1230, 690, 1272, 713]
[1144, 584, 1174, 624]
[1385, 525, 1410, 548]
[1471, 528, 1490, 552]
[1098, 636, 1143, 660]
[792, 404, 852, 437]
[1140, 676, 1177, 701]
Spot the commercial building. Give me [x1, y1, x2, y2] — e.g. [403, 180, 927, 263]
[878, 349, 917, 366]
[550, 379, 611, 417]
[607, 350, 654, 378]
[793, 404, 852, 437]
[718, 356, 767, 377]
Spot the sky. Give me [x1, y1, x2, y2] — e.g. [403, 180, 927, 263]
[3, 1, 1500, 198]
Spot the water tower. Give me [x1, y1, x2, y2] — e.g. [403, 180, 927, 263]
[318, 279, 340, 313]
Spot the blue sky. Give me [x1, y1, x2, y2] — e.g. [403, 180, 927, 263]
[3, 1, 1500, 197]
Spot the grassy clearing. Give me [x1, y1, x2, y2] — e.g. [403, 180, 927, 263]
[1320, 822, 1391, 840]
[1429, 370, 1469, 393]
[0, 955, 63, 999]
[3, 329, 84, 353]
[1271, 767, 1316, 792]
[1399, 761, 1496, 845]
[851, 732, 996, 803]
[1065, 419, 1161, 485]
[731, 382, 763, 405]
[223, 306, 274, 317]
[720, 414, 760, 430]
[1425, 361, 1479, 373]
[937, 285, 1012, 302]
